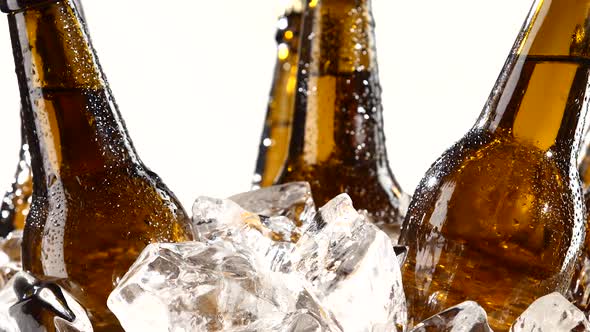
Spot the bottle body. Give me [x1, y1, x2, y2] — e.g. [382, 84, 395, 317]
[402, 126, 584, 330]
[253, 1, 303, 188]
[400, 1, 590, 330]
[2, 1, 194, 330]
[277, 0, 407, 239]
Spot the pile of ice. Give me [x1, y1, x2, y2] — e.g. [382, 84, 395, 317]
[0, 182, 589, 332]
[109, 182, 406, 331]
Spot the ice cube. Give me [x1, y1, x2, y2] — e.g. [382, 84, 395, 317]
[290, 194, 407, 331]
[0, 231, 22, 288]
[192, 196, 295, 271]
[510, 292, 590, 331]
[230, 311, 335, 332]
[0, 271, 92, 332]
[107, 241, 338, 332]
[409, 301, 492, 332]
[229, 182, 316, 226]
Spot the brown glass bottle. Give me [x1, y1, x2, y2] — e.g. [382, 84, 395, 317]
[399, 1, 590, 330]
[252, 0, 303, 188]
[276, 0, 407, 239]
[0, 0, 194, 330]
[0, 0, 85, 238]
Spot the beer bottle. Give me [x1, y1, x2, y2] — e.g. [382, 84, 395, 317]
[276, 0, 407, 238]
[252, 0, 304, 188]
[0, 0, 85, 238]
[0, 0, 194, 330]
[399, 1, 590, 329]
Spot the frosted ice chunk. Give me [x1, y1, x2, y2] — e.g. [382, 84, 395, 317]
[291, 194, 407, 331]
[0, 271, 92, 332]
[409, 301, 492, 332]
[107, 241, 338, 332]
[510, 292, 590, 331]
[229, 182, 316, 226]
[0, 231, 22, 288]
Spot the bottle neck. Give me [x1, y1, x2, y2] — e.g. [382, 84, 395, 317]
[288, 0, 387, 166]
[476, 0, 590, 158]
[4, 0, 139, 183]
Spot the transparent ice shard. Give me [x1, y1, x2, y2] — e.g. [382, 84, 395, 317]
[510, 292, 590, 331]
[291, 194, 407, 331]
[409, 301, 492, 332]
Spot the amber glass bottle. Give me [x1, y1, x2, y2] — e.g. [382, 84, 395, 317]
[399, 1, 590, 330]
[253, 0, 303, 188]
[277, 0, 407, 238]
[0, 0, 194, 330]
[0, 0, 85, 238]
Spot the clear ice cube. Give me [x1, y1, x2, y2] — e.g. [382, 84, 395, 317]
[291, 194, 407, 331]
[192, 196, 296, 271]
[107, 241, 338, 332]
[510, 292, 590, 331]
[409, 301, 492, 332]
[229, 182, 316, 226]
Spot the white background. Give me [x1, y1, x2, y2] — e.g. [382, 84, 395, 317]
[0, 0, 532, 210]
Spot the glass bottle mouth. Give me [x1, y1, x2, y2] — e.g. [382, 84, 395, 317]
[1, 0, 68, 13]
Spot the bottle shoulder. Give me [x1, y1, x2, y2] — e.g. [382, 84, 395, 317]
[402, 129, 584, 266]
[417, 129, 577, 194]
[26, 163, 192, 240]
